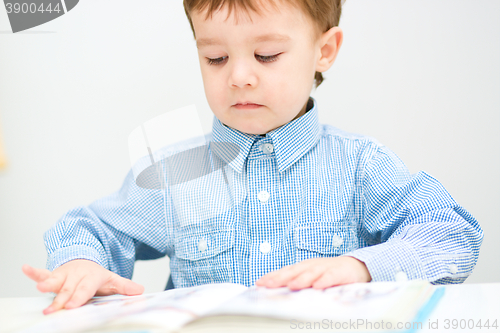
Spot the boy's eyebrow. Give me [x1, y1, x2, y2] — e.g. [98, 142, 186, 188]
[196, 33, 291, 48]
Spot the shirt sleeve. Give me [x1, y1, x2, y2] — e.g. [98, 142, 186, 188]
[44, 167, 173, 279]
[344, 143, 484, 284]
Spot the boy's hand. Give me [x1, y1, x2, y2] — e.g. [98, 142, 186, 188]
[255, 256, 371, 290]
[22, 259, 144, 315]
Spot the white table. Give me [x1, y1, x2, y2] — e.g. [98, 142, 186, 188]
[1, 283, 499, 333]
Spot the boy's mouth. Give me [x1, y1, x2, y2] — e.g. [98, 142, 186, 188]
[233, 102, 263, 110]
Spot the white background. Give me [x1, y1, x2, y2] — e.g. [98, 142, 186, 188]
[0, 0, 498, 297]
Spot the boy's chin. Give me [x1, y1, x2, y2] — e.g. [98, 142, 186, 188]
[229, 122, 273, 135]
[220, 112, 286, 135]
[218, 115, 267, 135]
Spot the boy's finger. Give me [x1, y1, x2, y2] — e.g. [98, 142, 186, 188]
[256, 263, 308, 288]
[22, 265, 51, 283]
[37, 272, 67, 293]
[287, 266, 326, 290]
[98, 274, 144, 296]
[311, 269, 343, 289]
[43, 275, 82, 315]
[65, 279, 101, 309]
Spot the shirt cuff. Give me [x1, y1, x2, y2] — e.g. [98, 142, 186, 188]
[47, 245, 108, 271]
[342, 240, 427, 282]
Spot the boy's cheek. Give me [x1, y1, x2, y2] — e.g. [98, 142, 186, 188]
[203, 88, 225, 115]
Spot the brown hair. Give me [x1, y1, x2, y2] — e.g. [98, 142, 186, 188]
[183, 0, 342, 88]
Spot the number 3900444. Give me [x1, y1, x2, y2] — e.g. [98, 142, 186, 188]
[5, 2, 62, 14]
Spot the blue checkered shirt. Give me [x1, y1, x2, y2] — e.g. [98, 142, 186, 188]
[44, 97, 483, 288]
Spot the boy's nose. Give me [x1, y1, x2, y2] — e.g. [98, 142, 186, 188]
[228, 59, 258, 89]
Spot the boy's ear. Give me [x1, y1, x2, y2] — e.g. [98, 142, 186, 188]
[315, 27, 343, 73]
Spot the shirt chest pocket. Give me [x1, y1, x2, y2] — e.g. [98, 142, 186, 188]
[173, 229, 235, 288]
[294, 222, 357, 262]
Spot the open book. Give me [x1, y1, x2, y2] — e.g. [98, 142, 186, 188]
[20, 281, 443, 333]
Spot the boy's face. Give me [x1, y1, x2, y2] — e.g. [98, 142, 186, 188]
[191, 2, 329, 135]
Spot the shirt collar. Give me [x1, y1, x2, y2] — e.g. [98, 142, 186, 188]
[210, 96, 321, 174]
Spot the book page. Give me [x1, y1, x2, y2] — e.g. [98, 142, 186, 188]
[208, 281, 434, 326]
[21, 283, 248, 333]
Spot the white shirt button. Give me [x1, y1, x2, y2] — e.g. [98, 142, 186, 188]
[198, 239, 207, 252]
[260, 143, 274, 155]
[257, 190, 270, 202]
[332, 234, 344, 248]
[395, 271, 408, 282]
[449, 264, 458, 274]
[260, 241, 271, 254]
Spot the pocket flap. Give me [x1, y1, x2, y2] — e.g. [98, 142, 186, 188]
[295, 222, 354, 255]
[175, 229, 235, 261]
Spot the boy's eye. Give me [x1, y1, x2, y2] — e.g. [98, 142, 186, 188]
[255, 53, 281, 63]
[205, 53, 282, 66]
[206, 56, 228, 66]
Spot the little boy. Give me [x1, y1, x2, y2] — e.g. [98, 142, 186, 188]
[23, 0, 483, 315]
